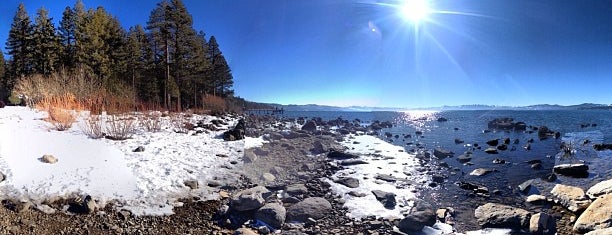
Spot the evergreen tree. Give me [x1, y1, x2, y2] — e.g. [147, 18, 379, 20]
[0, 49, 5, 89]
[147, 0, 173, 109]
[32, 7, 61, 75]
[5, 3, 34, 83]
[58, 1, 85, 69]
[75, 7, 126, 84]
[207, 36, 234, 97]
[126, 25, 158, 104]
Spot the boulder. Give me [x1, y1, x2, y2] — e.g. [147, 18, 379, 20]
[437, 117, 448, 122]
[573, 194, 612, 233]
[474, 203, 531, 229]
[587, 179, 612, 198]
[529, 212, 556, 235]
[550, 184, 590, 213]
[497, 144, 508, 151]
[486, 139, 499, 146]
[433, 148, 454, 159]
[301, 120, 317, 132]
[526, 195, 548, 204]
[223, 119, 246, 141]
[286, 184, 308, 196]
[470, 168, 496, 176]
[230, 186, 271, 211]
[457, 154, 472, 163]
[339, 159, 369, 166]
[398, 210, 436, 232]
[593, 144, 612, 151]
[553, 164, 589, 178]
[327, 150, 359, 160]
[133, 146, 145, 152]
[255, 203, 286, 229]
[585, 228, 612, 235]
[458, 181, 489, 195]
[334, 177, 359, 188]
[286, 197, 332, 222]
[484, 147, 499, 154]
[454, 138, 464, 144]
[40, 154, 58, 164]
[183, 180, 199, 189]
[371, 190, 396, 209]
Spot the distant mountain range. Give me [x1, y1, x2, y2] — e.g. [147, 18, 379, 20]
[254, 103, 612, 112]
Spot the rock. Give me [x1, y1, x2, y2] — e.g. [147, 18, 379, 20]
[497, 144, 508, 151]
[133, 146, 145, 152]
[286, 197, 332, 222]
[2, 199, 32, 213]
[503, 138, 511, 145]
[518, 180, 535, 194]
[526, 195, 548, 204]
[593, 144, 612, 151]
[327, 150, 359, 160]
[67, 195, 96, 214]
[553, 164, 589, 178]
[474, 203, 531, 229]
[234, 228, 258, 235]
[243, 152, 257, 163]
[484, 147, 498, 154]
[531, 163, 542, 169]
[457, 154, 472, 163]
[486, 139, 499, 146]
[432, 174, 445, 184]
[529, 212, 555, 235]
[437, 117, 448, 122]
[550, 184, 591, 213]
[454, 138, 464, 144]
[458, 181, 489, 195]
[375, 174, 398, 182]
[542, 173, 557, 182]
[261, 173, 276, 182]
[40, 154, 58, 164]
[334, 177, 360, 188]
[371, 190, 396, 209]
[524, 143, 532, 150]
[255, 203, 286, 229]
[470, 168, 496, 176]
[339, 159, 369, 166]
[301, 120, 317, 132]
[183, 180, 199, 189]
[286, 184, 308, 196]
[223, 119, 246, 141]
[587, 179, 612, 198]
[585, 228, 612, 235]
[573, 194, 612, 233]
[399, 201, 436, 232]
[433, 148, 454, 159]
[492, 158, 506, 164]
[0, 172, 5, 182]
[230, 186, 271, 211]
[310, 140, 326, 154]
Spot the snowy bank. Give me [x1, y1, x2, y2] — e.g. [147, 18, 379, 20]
[0, 106, 244, 215]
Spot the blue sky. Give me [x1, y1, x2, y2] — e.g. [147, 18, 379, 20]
[1, 0, 612, 108]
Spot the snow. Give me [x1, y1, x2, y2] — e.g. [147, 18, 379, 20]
[245, 136, 268, 149]
[326, 134, 428, 219]
[0, 106, 243, 215]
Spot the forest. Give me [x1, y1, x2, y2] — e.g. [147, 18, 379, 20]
[0, 0, 240, 112]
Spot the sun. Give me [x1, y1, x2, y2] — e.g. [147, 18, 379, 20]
[399, 0, 432, 23]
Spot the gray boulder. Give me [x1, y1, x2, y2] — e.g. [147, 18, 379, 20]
[230, 186, 271, 211]
[398, 200, 435, 232]
[474, 203, 531, 229]
[585, 228, 612, 235]
[255, 203, 286, 229]
[301, 120, 317, 132]
[553, 163, 589, 178]
[286, 197, 332, 222]
[334, 177, 359, 188]
[286, 184, 308, 196]
[433, 148, 454, 159]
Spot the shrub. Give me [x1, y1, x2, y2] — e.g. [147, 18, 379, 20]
[105, 114, 137, 140]
[80, 115, 104, 139]
[170, 113, 192, 133]
[0, 101, 5, 108]
[47, 107, 77, 131]
[8, 92, 22, 105]
[140, 112, 163, 132]
[202, 95, 226, 115]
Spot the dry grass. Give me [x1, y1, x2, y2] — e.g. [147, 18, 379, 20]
[47, 108, 77, 131]
[36, 94, 81, 131]
[80, 115, 104, 139]
[170, 113, 192, 133]
[105, 114, 137, 140]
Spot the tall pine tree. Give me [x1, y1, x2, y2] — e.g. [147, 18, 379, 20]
[147, 0, 174, 109]
[5, 3, 34, 83]
[0, 49, 5, 90]
[58, 1, 85, 69]
[32, 7, 61, 75]
[208, 36, 234, 97]
[126, 25, 159, 104]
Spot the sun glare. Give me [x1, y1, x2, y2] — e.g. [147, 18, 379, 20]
[399, 0, 432, 23]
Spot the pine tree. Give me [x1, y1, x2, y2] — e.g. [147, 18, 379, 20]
[58, 1, 85, 69]
[126, 25, 158, 104]
[5, 3, 34, 82]
[147, 0, 173, 109]
[0, 49, 5, 89]
[207, 36, 234, 97]
[32, 7, 61, 75]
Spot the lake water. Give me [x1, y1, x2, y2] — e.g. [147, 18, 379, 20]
[275, 109, 612, 232]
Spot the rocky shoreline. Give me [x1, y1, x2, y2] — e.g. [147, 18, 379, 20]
[0, 113, 609, 234]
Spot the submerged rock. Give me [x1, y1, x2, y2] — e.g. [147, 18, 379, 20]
[433, 148, 454, 159]
[470, 168, 496, 176]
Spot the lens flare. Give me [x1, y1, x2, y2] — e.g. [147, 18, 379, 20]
[399, 0, 432, 23]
